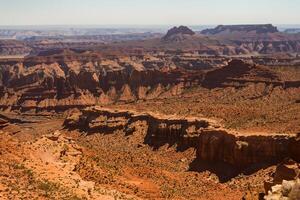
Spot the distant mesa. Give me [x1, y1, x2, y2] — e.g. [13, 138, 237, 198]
[201, 24, 279, 35]
[284, 28, 300, 34]
[162, 26, 195, 41]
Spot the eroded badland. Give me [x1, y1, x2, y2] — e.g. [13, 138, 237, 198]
[0, 25, 299, 199]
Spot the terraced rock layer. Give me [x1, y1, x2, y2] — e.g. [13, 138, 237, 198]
[64, 107, 300, 170]
[0, 55, 201, 111]
[1, 54, 298, 112]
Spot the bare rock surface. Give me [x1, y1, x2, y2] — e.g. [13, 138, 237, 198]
[264, 159, 300, 200]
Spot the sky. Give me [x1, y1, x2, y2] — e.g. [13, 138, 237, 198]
[0, 0, 299, 26]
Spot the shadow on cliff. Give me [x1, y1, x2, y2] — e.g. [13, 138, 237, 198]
[143, 133, 277, 183]
[189, 158, 275, 183]
[0, 113, 37, 124]
[143, 136, 196, 152]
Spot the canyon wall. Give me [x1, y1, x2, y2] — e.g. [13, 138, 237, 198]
[0, 56, 203, 112]
[1, 55, 299, 112]
[64, 107, 300, 169]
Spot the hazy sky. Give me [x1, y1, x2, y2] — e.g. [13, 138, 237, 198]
[0, 0, 299, 26]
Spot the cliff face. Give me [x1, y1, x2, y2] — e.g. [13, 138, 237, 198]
[0, 57, 200, 111]
[197, 131, 300, 169]
[64, 107, 300, 170]
[0, 57, 298, 112]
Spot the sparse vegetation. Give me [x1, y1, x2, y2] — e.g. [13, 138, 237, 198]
[37, 180, 60, 196]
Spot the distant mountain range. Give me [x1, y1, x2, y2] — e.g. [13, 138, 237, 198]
[1, 24, 299, 40]
[120, 24, 300, 55]
[1, 24, 300, 56]
[0, 27, 167, 40]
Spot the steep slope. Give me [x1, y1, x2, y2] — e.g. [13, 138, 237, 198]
[64, 106, 300, 170]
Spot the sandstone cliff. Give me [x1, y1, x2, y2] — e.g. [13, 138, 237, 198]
[0, 56, 194, 111]
[64, 107, 300, 170]
[0, 55, 298, 112]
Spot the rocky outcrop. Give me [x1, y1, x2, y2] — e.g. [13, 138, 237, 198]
[162, 26, 195, 41]
[265, 179, 300, 200]
[64, 107, 300, 170]
[201, 59, 300, 89]
[264, 159, 300, 199]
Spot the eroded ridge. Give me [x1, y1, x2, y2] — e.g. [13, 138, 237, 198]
[64, 106, 300, 170]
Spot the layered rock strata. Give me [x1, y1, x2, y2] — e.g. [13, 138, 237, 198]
[0, 56, 201, 111]
[64, 107, 300, 169]
[1, 56, 298, 112]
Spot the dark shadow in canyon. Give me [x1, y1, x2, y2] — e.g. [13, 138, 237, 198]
[188, 158, 276, 183]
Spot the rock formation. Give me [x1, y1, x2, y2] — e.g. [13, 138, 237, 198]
[0, 54, 196, 111]
[64, 107, 300, 170]
[1, 24, 300, 57]
[0, 54, 298, 112]
[162, 26, 195, 41]
[264, 159, 300, 199]
[201, 24, 279, 35]
[199, 24, 300, 55]
[265, 179, 300, 200]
